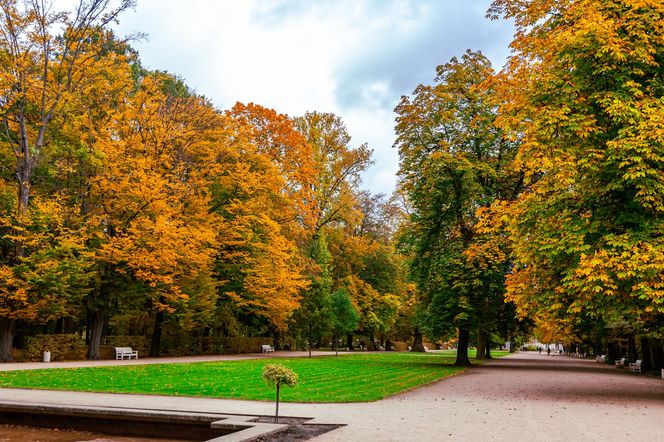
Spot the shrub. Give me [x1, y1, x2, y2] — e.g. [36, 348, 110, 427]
[24, 334, 86, 361]
[262, 364, 298, 423]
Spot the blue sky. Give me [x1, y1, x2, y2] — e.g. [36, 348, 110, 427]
[112, 0, 514, 196]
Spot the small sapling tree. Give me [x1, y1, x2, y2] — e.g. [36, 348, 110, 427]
[262, 364, 298, 423]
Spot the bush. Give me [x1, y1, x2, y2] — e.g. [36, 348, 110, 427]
[224, 337, 273, 353]
[262, 364, 298, 424]
[24, 334, 86, 361]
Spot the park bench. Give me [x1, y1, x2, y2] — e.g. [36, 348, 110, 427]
[628, 360, 642, 374]
[596, 355, 606, 363]
[114, 347, 139, 360]
[615, 357, 626, 368]
[261, 344, 274, 353]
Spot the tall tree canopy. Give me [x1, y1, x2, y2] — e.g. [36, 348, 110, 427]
[395, 50, 520, 365]
[489, 0, 664, 337]
[0, 0, 136, 361]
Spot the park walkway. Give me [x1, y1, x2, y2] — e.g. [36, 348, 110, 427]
[0, 352, 662, 441]
[0, 350, 340, 371]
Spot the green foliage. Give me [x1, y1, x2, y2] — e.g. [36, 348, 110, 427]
[395, 50, 520, 352]
[290, 234, 334, 349]
[262, 363, 299, 388]
[330, 289, 360, 341]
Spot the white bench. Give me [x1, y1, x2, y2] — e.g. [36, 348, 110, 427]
[615, 357, 626, 368]
[261, 344, 274, 353]
[114, 347, 139, 360]
[596, 355, 606, 363]
[628, 360, 642, 373]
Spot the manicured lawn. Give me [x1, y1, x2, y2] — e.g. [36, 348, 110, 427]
[0, 351, 507, 402]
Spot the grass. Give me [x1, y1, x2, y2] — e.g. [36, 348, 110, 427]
[0, 350, 508, 403]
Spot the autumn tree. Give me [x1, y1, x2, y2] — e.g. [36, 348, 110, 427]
[230, 103, 317, 236]
[395, 50, 520, 366]
[215, 105, 311, 335]
[327, 193, 405, 350]
[0, 0, 135, 361]
[76, 72, 221, 359]
[295, 112, 373, 235]
[489, 0, 664, 359]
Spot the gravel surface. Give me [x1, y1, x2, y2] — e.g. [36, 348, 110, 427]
[311, 352, 664, 441]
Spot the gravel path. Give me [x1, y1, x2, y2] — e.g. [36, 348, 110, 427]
[310, 352, 664, 441]
[0, 352, 662, 441]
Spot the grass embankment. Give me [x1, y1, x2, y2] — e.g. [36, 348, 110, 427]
[0, 351, 507, 403]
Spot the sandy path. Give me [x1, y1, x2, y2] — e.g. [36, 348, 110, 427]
[0, 352, 662, 441]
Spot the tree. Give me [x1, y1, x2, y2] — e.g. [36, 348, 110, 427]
[395, 50, 520, 366]
[262, 363, 298, 424]
[215, 107, 311, 334]
[290, 233, 333, 356]
[0, 0, 135, 361]
[488, 0, 664, 343]
[230, 103, 317, 235]
[80, 73, 220, 359]
[295, 112, 373, 235]
[330, 289, 360, 355]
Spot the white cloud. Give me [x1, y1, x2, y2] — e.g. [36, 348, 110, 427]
[107, 0, 514, 195]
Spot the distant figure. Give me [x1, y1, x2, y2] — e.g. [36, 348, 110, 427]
[547, 347, 551, 356]
[538, 347, 542, 355]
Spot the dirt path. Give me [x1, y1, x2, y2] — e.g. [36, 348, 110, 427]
[0, 352, 662, 441]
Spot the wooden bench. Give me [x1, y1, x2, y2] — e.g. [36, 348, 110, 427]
[261, 344, 274, 353]
[114, 347, 139, 360]
[628, 360, 642, 374]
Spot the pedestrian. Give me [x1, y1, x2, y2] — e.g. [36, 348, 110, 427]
[547, 347, 551, 356]
[538, 347, 542, 355]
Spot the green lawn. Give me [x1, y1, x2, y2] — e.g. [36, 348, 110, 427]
[0, 351, 507, 403]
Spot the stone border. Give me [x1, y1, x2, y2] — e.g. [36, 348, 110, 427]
[0, 400, 290, 441]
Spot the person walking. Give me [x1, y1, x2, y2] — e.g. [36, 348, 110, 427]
[538, 347, 542, 355]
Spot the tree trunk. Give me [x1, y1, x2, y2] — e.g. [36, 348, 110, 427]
[275, 383, 280, 424]
[640, 337, 652, 371]
[0, 318, 15, 362]
[607, 342, 619, 361]
[85, 309, 91, 345]
[63, 317, 75, 334]
[87, 308, 105, 360]
[333, 334, 338, 356]
[648, 338, 663, 371]
[475, 329, 487, 360]
[411, 328, 426, 352]
[150, 309, 165, 357]
[627, 336, 637, 362]
[346, 334, 354, 351]
[454, 328, 472, 366]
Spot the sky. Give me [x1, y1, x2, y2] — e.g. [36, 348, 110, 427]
[109, 0, 515, 196]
